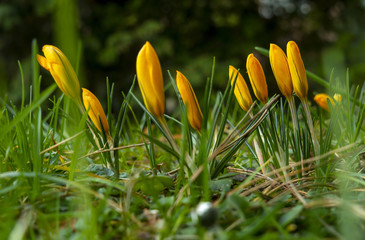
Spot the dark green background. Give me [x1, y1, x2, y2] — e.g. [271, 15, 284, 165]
[1, 0, 365, 110]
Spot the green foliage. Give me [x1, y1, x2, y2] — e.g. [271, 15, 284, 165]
[1, 1, 365, 238]
[1, 38, 364, 239]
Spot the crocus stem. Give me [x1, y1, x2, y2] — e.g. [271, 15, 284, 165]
[288, 97, 304, 176]
[249, 112, 266, 175]
[160, 116, 194, 170]
[288, 97, 298, 132]
[160, 116, 180, 152]
[302, 98, 320, 156]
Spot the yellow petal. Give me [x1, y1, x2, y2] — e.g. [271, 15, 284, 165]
[82, 88, 110, 134]
[269, 44, 293, 99]
[287, 41, 308, 101]
[314, 93, 334, 111]
[49, 63, 69, 96]
[229, 65, 253, 112]
[246, 54, 268, 103]
[136, 41, 165, 118]
[333, 93, 342, 102]
[37, 55, 50, 71]
[176, 71, 203, 131]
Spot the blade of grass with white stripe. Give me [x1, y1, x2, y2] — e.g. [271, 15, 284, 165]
[211, 95, 279, 178]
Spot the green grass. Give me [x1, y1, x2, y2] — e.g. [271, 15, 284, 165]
[1, 40, 365, 240]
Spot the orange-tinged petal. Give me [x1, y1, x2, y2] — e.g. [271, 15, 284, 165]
[38, 45, 81, 105]
[136, 41, 165, 118]
[37, 55, 50, 71]
[82, 88, 110, 134]
[269, 44, 293, 99]
[287, 41, 308, 101]
[246, 54, 268, 103]
[314, 93, 334, 111]
[229, 65, 252, 112]
[176, 71, 203, 131]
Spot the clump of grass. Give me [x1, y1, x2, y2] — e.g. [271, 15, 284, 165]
[0, 38, 364, 240]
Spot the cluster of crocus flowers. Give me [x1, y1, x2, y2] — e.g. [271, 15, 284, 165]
[229, 65, 253, 112]
[37, 45, 82, 106]
[286, 41, 319, 155]
[246, 54, 268, 104]
[136, 41, 165, 120]
[314, 93, 341, 111]
[176, 71, 203, 131]
[233, 41, 307, 105]
[229, 40, 319, 168]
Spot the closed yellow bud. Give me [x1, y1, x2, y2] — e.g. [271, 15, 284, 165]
[246, 54, 268, 103]
[287, 41, 308, 101]
[229, 65, 253, 112]
[333, 93, 342, 102]
[269, 44, 293, 99]
[37, 45, 81, 105]
[82, 88, 110, 135]
[136, 41, 165, 118]
[314, 93, 334, 111]
[176, 71, 203, 131]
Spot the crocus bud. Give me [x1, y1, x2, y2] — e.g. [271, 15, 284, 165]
[176, 71, 203, 131]
[82, 88, 110, 135]
[37, 45, 81, 105]
[314, 93, 334, 111]
[136, 41, 165, 119]
[287, 41, 308, 101]
[229, 65, 253, 112]
[246, 54, 268, 104]
[333, 93, 342, 102]
[269, 44, 293, 99]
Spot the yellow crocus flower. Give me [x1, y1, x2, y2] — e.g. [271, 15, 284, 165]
[246, 54, 268, 104]
[269, 44, 293, 99]
[229, 65, 253, 112]
[176, 71, 203, 131]
[287, 41, 308, 101]
[82, 88, 110, 135]
[136, 41, 165, 119]
[314, 93, 334, 111]
[37, 45, 81, 105]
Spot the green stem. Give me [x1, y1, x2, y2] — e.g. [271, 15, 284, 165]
[288, 97, 304, 176]
[160, 116, 195, 171]
[288, 97, 298, 132]
[160, 116, 180, 153]
[147, 116, 156, 171]
[302, 98, 320, 156]
[249, 112, 266, 175]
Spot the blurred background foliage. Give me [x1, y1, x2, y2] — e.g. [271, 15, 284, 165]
[1, 0, 365, 112]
